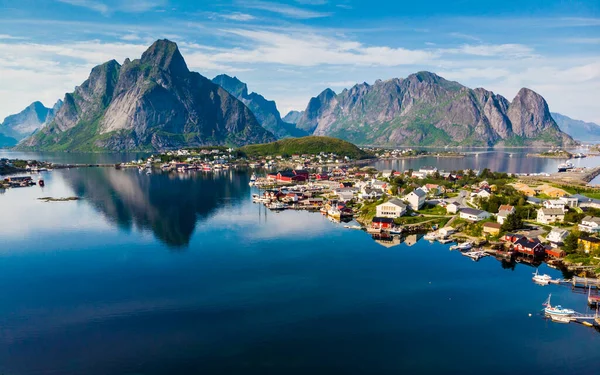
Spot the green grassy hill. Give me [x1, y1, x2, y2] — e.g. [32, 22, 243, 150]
[239, 136, 372, 159]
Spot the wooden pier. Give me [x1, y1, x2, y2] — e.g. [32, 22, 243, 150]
[572, 276, 600, 289]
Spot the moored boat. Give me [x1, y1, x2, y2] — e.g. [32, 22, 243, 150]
[543, 294, 575, 320]
[532, 269, 553, 285]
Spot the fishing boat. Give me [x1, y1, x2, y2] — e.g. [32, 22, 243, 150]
[532, 269, 553, 285]
[449, 241, 472, 251]
[543, 294, 575, 321]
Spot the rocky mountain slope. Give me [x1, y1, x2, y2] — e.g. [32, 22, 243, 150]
[551, 112, 600, 142]
[295, 72, 575, 147]
[20, 40, 275, 151]
[0, 100, 62, 146]
[283, 110, 303, 124]
[212, 74, 307, 139]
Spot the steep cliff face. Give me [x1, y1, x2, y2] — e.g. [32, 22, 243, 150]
[298, 72, 575, 147]
[212, 74, 307, 139]
[0, 100, 63, 146]
[295, 88, 336, 133]
[21, 40, 275, 151]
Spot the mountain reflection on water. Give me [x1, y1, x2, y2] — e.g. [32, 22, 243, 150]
[65, 168, 250, 248]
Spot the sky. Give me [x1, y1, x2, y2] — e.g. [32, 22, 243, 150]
[0, 0, 599, 123]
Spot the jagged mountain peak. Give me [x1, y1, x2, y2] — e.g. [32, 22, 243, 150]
[140, 39, 188, 75]
[212, 74, 249, 98]
[19, 40, 275, 151]
[299, 71, 575, 147]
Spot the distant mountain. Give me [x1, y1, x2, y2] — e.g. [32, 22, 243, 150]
[551, 112, 600, 142]
[0, 100, 62, 146]
[212, 74, 307, 139]
[295, 72, 575, 147]
[283, 110, 303, 124]
[239, 136, 371, 159]
[19, 40, 275, 152]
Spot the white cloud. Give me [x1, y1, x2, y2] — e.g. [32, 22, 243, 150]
[56, 0, 166, 15]
[241, 1, 331, 19]
[57, 0, 109, 14]
[221, 12, 256, 21]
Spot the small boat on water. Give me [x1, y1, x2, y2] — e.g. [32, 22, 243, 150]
[423, 232, 437, 241]
[543, 294, 575, 322]
[462, 250, 488, 261]
[532, 269, 553, 285]
[450, 241, 472, 251]
[267, 202, 287, 211]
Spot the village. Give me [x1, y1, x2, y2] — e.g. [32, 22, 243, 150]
[240, 154, 600, 280]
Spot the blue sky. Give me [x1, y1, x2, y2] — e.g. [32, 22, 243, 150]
[0, 0, 599, 122]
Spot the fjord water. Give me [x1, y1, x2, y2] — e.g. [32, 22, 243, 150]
[1, 165, 600, 375]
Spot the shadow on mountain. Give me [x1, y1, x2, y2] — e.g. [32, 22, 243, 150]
[65, 168, 250, 248]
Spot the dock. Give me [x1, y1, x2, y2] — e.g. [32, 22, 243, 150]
[572, 276, 600, 289]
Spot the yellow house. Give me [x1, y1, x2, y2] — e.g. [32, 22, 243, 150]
[542, 187, 568, 198]
[578, 236, 600, 254]
[483, 222, 502, 236]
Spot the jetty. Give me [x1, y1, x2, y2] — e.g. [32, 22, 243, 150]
[571, 276, 600, 289]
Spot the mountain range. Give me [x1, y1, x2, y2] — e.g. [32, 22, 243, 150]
[293, 72, 574, 147]
[211, 74, 308, 139]
[3, 39, 594, 151]
[19, 40, 275, 151]
[0, 100, 62, 147]
[550, 113, 600, 142]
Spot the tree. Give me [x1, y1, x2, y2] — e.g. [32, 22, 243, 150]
[563, 232, 579, 254]
[501, 213, 523, 232]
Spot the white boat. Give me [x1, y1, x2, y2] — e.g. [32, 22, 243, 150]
[450, 241, 472, 251]
[462, 250, 487, 261]
[423, 232, 437, 241]
[267, 202, 286, 210]
[543, 294, 575, 320]
[532, 269, 553, 285]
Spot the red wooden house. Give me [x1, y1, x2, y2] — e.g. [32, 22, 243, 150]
[372, 217, 394, 229]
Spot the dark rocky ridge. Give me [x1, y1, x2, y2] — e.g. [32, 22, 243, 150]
[212, 74, 308, 139]
[20, 40, 275, 151]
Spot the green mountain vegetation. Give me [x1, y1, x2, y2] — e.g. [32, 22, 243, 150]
[239, 136, 372, 159]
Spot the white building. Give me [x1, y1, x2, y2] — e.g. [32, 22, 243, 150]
[376, 198, 407, 218]
[459, 208, 491, 222]
[497, 205, 516, 225]
[536, 208, 565, 224]
[543, 200, 566, 212]
[578, 216, 600, 233]
[547, 228, 569, 244]
[447, 202, 461, 214]
[404, 188, 427, 210]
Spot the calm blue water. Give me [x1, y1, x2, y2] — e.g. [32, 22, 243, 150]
[1, 166, 599, 374]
